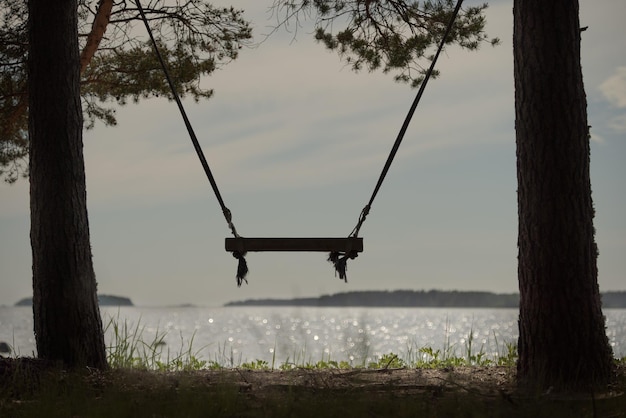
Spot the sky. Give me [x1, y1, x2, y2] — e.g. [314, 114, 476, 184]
[1, 0, 624, 307]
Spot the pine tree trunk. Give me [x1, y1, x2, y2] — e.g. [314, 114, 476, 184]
[28, 0, 107, 369]
[514, 0, 613, 390]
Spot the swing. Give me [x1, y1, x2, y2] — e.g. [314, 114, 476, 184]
[135, 0, 463, 286]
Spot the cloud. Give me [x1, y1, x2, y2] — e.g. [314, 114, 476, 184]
[596, 67, 626, 133]
[599, 67, 626, 108]
[590, 132, 606, 144]
[70, 0, 517, 212]
[80, 23, 514, 208]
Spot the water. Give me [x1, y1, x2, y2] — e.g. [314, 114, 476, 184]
[1, 306, 625, 365]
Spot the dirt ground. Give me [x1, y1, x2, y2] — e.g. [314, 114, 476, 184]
[198, 365, 515, 396]
[2, 359, 625, 418]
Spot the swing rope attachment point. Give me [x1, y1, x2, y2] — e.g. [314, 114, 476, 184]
[327, 205, 369, 281]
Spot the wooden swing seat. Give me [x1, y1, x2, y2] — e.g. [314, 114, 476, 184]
[225, 237, 363, 253]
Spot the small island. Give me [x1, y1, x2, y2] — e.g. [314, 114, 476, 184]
[15, 294, 134, 307]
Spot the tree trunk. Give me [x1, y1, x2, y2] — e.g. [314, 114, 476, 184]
[28, 0, 107, 369]
[514, 0, 613, 390]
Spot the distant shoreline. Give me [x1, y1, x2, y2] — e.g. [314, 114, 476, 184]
[14, 294, 133, 307]
[10, 290, 626, 309]
[224, 290, 626, 308]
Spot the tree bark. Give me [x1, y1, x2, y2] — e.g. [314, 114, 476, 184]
[28, 0, 107, 368]
[514, 0, 613, 390]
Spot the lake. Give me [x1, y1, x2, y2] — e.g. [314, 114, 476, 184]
[1, 306, 625, 365]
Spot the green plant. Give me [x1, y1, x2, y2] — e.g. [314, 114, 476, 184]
[240, 359, 269, 370]
[496, 342, 518, 367]
[104, 312, 162, 369]
[104, 313, 211, 371]
[368, 353, 406, 369]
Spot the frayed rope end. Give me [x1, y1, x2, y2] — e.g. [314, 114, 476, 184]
[232, 251, 248, 287]
[328, 251, 358, 283]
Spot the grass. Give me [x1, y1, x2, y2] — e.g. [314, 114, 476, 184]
[104, 312, 214, 371]
[102, 314, 520, 372]
[1, 316, 625, 418]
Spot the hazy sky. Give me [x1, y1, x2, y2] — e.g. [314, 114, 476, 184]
[1, 0, 624, 307]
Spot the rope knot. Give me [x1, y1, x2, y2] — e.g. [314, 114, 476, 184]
[328, 251, 358, 282]
[232, 251, 248, 286]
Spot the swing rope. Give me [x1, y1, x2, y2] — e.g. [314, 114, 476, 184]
[135, 0, 248, 285]
[329, 0, 464, 279]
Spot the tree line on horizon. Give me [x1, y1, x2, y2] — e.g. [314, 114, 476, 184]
[225, 290, 626, 309]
